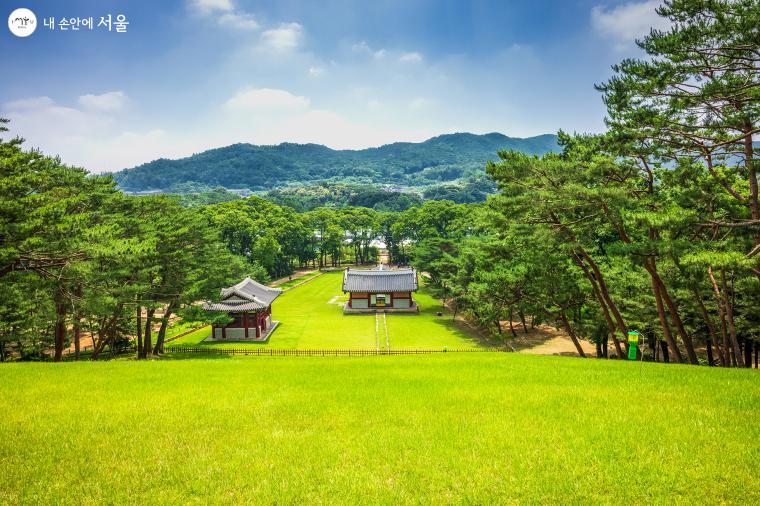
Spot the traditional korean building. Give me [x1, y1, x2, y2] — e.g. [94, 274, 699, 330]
[342, 266, 419, 312]
[203, 277, 283, 340]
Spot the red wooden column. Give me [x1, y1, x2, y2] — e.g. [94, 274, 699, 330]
[243, 312, 249, 338]
[255, 313, 261, 338]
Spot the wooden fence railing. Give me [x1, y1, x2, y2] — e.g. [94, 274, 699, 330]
[167, 346, 506, 356]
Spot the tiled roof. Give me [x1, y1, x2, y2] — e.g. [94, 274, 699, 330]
[203, 277, 282, 312]
[204, 301, 268, 311]
[342, 268, 418, 293]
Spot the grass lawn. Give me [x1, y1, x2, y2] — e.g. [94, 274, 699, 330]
[169, 270, 481, 350]
[273, 270, 322, 290]
[1, 354, 757, 503]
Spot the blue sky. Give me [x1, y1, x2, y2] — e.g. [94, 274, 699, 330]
[1, 0, 669, 172]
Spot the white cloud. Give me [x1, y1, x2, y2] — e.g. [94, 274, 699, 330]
[352, 41, 386, 59]
[188, 0, 233, 14]
[78, 91, 128, 112]
[217, 12, 259, 30]
[351, 41, 370, 53]
[4, 96, 56, 110]
[260, 23, 303, 51]
[308, 66, 325, 77]
[399, 51, 423, 63]
[591, 1, 670, 49]
[224, 87, 310, 111]
[367, 99, 383, 111]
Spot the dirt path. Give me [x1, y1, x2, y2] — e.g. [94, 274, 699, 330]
[506, 321, 605, 357]
[270, 269, 319, 287]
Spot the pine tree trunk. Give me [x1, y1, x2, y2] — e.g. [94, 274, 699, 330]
[651, 276, 682, 363]
[73, 318, 81, 361]
[572, 254, 624, 357]
[720, 270, 742, 367]
[53, 287, 67, 362]
[558, 310, 586, 358]
[579, 249, 628, 340]
[518, 309, 528, 334]
[708, 266, 732, 367]
[153, 302, 176, 355]
[136, 305, 143, 359]
[743, 338, 753, 369]
[693, 288, 722, 366]
[141, 308, 155, 359]
[644, 259, 697, 364]
[508, 307, 517, 337]
[660, 340, 670, 363]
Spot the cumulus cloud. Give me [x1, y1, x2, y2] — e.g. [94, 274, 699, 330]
[188, 0, 233, 14]
[78, 91, 128, 112]
[224, 87, 310, 111]
[591, 1, 670, 49]
[260, 23, 303, 51]
[4, 96, 56, 110]
[217, 12, 259, 30]
[352, 41, 387, 59]
[189, 0, 259, 32]
[399, 51, 423, 63]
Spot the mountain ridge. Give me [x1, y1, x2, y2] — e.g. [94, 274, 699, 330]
[112, 132, 559, 192]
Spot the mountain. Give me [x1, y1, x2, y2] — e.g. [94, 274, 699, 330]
[112, 132, 559, 192]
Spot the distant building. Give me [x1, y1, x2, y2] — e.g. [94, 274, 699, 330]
[342, 266, 419, 313]
[203, 277, 282, 340]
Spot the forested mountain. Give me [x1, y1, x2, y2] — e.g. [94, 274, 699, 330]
[112, 132, 558, 191]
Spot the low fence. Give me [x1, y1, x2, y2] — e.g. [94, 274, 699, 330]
[168, 346, 506, 356]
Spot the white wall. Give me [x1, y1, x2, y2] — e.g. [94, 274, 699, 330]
[213, 327, 258, 339]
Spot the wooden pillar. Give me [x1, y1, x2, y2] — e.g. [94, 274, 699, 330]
[221, 325, 226, 339]
[211, 324, 215, 339]
[243, 312, 249, 338]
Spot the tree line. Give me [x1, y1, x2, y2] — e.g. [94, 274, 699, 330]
[1, 0, 757, 366]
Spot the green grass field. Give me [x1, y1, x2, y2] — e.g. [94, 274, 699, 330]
[168, 270, 481, 350]
[1, 354, 757, 504]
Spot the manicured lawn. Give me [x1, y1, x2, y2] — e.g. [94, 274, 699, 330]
[1, 354, 757, 503]
[170, 270, 481, 349]
[165, 325, 212, 345]
[273, 270, 322, 290]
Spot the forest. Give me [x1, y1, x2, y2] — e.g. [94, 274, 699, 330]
[1, 0, 757, 367]
[111, 132, 559, 192]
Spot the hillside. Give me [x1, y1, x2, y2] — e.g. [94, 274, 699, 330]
[112, 132, 559, 191]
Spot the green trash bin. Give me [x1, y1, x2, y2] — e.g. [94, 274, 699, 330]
[627, 331, 639, 360]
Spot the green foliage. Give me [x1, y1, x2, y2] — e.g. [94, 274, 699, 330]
[264, 182, 423, 211]
[112, 133, 559, 192]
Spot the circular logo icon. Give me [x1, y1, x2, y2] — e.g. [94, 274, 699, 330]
[8, 8, 37, 37]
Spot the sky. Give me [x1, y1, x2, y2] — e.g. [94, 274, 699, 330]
[0, 0, 670, 173]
